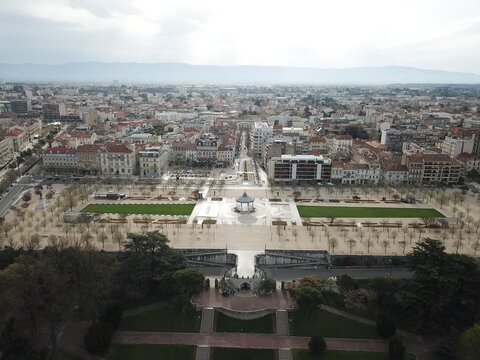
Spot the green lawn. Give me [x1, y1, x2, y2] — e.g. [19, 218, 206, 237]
[118, 304, 200, 332]
[293, 349, 416, 360]
[212, 347, 276, 360]
[107, 344, 195, 360]
[290, 309, 380, 339]
[297, 206, 443, 218]
[82, 203, 195, 215]
[215, 311, 274, 333]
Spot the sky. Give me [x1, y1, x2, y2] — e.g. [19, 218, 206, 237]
[1, 0, 480, 73]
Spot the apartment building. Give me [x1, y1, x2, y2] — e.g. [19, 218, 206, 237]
[268, 154, 332, 183]
[196, 134, 219, 164]
[139, 146, 169, 178]
[43, 103, 66, 121]
[382, 164, 409, 185]
[441, 136, 474, 158]
[326, 134, 353, 152]
[5, 129, 27, 152]
[381, 129, 437, 152]
[403, 153, 462, 185]
[75, 145, 102, 176]
[341, 163, 381, 185]
[42, 146, 77, 175]
[99, 144, 135, 177]
[0, 137, 14, 166]
[251, 122, 273, 156]
[217, 145, 235, 166]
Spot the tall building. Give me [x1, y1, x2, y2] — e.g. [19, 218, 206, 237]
[43, 103, 66, 121]
[251, 122, 273, 156]
[11, 100, 31, 113]
[268, 154, 332, 183]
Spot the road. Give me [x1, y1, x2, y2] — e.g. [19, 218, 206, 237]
[193, 266, 413, 280]
[0, 166, 44, 217]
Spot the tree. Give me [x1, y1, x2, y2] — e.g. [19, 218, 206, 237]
[326, 214, 336, 225]
[377, 313, 396, 338]
[260, 277, 276, 293]
[22, 191, 32, 203]
[308, 336, 327, 355]
[402, 239, 480, 334]
[337, 274, 358, 292]
[173, 268, 205, 298]
[420, 215, 435, 228]
[388, 335, 405, 360]
[458, 323, 480, 360]
[118, 231, 187, 300]
[294, 286, 322, 311]
[328, 237, 338, 253]
[297, 275, 323, 290]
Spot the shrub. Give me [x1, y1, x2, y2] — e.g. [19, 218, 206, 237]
[294, 286, 322, 310]
[388, 335, 405, 360]
[100, 303, 123, 329]
[84, 321, 114, 355]
[377, 313, 396, 338]
[337, 274, 358, 292]
[308, 336, 327, 355]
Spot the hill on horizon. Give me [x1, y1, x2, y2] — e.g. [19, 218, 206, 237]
[1, 62, 479, 85]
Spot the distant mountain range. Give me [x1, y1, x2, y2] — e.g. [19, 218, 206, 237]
[1, 62, 479, 85]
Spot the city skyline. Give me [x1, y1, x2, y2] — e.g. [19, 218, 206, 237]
[1, 0, 480, 74]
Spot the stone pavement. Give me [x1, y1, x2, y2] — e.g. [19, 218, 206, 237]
[276, 310, 289, 336]
[192, 288, 294, 312]
[195, 345, 211, 360]
[199, 308, 214, 333]
[113, 331, 389, 352]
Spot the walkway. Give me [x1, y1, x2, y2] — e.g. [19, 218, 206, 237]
[113, 332, 388, 352]
[192, 288, 294, 312]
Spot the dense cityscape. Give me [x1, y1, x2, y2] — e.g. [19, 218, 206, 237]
[1, 0, 480, 359]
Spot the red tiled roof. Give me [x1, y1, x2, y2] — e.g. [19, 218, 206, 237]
[43, 146, 75, 155]
[6, 129, 23, 136]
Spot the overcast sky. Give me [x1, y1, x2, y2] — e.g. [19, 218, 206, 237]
[1, 0, 479, 73]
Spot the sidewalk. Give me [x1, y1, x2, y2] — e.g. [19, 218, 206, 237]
[113, 331, 388, 352]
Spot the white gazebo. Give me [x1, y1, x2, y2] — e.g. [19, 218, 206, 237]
[235, 191, 255, 213]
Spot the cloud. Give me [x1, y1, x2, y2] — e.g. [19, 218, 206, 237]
[0, 0, 479, 73]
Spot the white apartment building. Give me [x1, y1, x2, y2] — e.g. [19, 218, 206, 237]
[42, 146, 77, 174]
[0, 137, 14, 166]
[326, 135, 353, 152]
[127, 133, 157, 144]
[139, 146, 169, 178]
[99, 144, 135, 177]
[441, 136, 474, 158]
[251, 122, 273, 156]
[217, 145, 235, 165]
[342, 163, 381, 185]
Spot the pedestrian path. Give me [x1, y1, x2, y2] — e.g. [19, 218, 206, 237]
[276, 310, 289, 336]
[195, 345, 211, 360]
[200, 308, 214, 333]
[113, 331, 388, 352]
[279, 348, 293, 360]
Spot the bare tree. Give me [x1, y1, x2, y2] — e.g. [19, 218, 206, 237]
[382, 240, 391, 254]
[398, 240, 407, 254]
[472, 240, 480, 256]
[328, 237, 338, 253]
[365, 238, 374, 254]
[347, 239, 356, 253]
